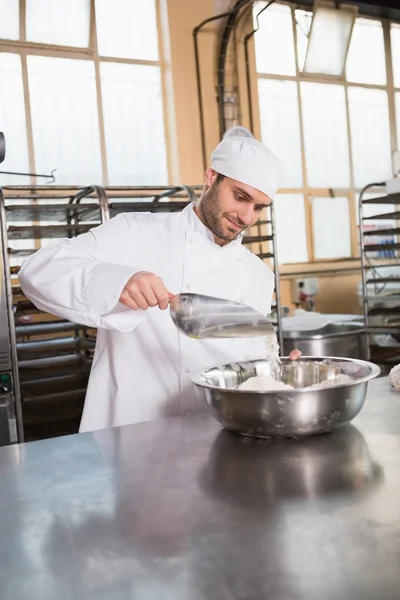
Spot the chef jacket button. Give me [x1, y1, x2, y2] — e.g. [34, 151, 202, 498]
[240, 297, 245, 302]
[189, 239, 194, 245]
[185, 368, 191, 374]
[186, 284, 192, 290]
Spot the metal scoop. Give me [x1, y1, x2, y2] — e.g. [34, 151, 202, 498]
[169, 293, 276, 339]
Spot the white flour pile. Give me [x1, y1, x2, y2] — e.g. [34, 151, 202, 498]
[388, 364, 400, 389]
[309, 374, 354, 389]
[238, 372, 354, 392]
[238, 374, 293, 391]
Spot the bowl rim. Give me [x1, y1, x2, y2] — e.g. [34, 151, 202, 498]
[190, 356, 381, 394]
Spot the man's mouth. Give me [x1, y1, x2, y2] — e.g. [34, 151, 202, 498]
[225, 216, 243, 231]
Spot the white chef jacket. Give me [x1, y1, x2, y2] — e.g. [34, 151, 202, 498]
[19, 203, 275, 432]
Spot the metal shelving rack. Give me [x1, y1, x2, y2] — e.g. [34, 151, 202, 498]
[0, 184, 283, 442]
[0, 185, 108, 441]
[359, 182, 400, 370]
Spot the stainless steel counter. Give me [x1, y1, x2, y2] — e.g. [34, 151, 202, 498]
[0, 378, 399, 600]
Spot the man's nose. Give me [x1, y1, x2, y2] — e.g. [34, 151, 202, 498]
[239, 204, 254, 226]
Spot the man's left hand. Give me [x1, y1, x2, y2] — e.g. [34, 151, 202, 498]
[289, 349, 302, 361]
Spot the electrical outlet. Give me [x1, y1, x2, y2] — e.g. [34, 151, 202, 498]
[291, 277, 319, 304]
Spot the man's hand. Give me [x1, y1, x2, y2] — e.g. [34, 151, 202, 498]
[120, 271, 173, 311]
[289, 349, 302, 361]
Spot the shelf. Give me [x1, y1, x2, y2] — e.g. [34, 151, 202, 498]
[363, 227, 400, 236]
[17, 353, 90, 370]
[5, 203, 101, 223]
[368, 307, 400, 316]
[363, 211, 400, 220]
[242, 235, 273, 244]
[366, 277, 400, 284]
[7, 224, 93, 240]
[109, 200, 189, 216]
[361, 192, 400, 205]
[363, 242, 400, 252]
[8, 248, 36, 257]
[15, 320, 83, 337]
[16, 336, 84, 356]
[256, 252, 274, 260]
[365, 325, 400, 333]
[362, 261, 400, 269]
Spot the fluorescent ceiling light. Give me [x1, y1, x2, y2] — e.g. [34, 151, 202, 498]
[304, 1, 358, 77]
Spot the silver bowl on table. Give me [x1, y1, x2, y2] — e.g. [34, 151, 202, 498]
[191, 357, 380, 439]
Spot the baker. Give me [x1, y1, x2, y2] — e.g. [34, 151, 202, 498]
[19, 136, 300, 433]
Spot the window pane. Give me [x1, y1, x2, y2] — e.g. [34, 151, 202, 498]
[348, 87, 392, 188]
[312, 197, 352, 259]
[100, 62, 168, 185]
[295, 9, 312, 71]
[274, 194, 308, 264]
[304, 4, 355, 76]
[0, 54, 29, 185]
[258, 79, 302, 188]
[27, 56, 102, 184]
[95, 0, 158, 61]
[26, 0, 90, 47]
[0, 0, 19, 40]
[301, 82, 350, 188]
[391, 24, 400, 88]
[346, 18, 386, 85]
[254, 3, 295, 76]
[395, 93, 400, 155]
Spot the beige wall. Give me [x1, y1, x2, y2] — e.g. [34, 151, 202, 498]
[162, 0, 362, 315]
[280, 274, 362, 314]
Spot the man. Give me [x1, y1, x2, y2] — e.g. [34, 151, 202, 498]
[19, 136, 299, 433]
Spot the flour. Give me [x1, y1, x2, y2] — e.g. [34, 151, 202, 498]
[388, 364, 400, 389]
[310, 374, 354, 389]
[238, 374, 294, 391]
[238, 370, 354, 392]
[263, 332, 281, 378]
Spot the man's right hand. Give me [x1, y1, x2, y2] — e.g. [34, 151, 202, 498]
[119, 271, 173, 311]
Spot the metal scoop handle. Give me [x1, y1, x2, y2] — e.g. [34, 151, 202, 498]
[170, 293, 276, 339]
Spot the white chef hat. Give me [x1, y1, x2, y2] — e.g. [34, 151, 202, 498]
[211, 137, 283, 199]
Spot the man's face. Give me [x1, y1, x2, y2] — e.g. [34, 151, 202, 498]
[197, 168, 272, 245]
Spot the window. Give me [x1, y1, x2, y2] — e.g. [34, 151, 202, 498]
[254, 4, 296, 76]
[28, 56, 102, 184]
[255, 3, 397, 264]
[0, 0, 19, 40]
[100, 63, 167, 185]
[0, 0, 168, 186]
[274, 194, 308, 263]
[300, 82, 350, 188]
[312, 196, 352, 259]
[258, 79, 302, 188]
[26, 0, 91, 47]
[346, 18, 386, 85]
[95, 0, 159, 61]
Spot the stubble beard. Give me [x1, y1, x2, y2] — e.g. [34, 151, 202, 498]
[198, 184, 243, 242]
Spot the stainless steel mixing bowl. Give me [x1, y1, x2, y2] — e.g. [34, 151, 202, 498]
[191, 357, 381, 438]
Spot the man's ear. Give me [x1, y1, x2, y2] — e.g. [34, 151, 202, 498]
[204, 167, 219, 187]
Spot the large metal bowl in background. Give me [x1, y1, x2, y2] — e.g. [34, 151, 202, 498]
[191, 357, 380, 439]
[283, 321, 367, 360]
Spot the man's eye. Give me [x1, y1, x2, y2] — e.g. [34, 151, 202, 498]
[235, 194, 244, 202]
[255, 205, 264, 212]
